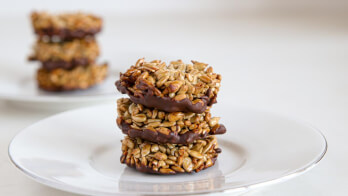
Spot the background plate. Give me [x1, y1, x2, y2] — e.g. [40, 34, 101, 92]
[0, 66, 119, 109]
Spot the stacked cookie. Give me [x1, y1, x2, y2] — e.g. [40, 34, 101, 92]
[116, 58, 225, 174]
[28, 11, 108, 91]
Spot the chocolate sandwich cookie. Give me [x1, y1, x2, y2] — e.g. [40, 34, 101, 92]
[31, 12, 102, 40]
[116, 58, 221, 113]
[37, 63, 108, 91]
[120, 135, 221, 174]
[29, 39, 99, 70]
[116, 98, 226, 144]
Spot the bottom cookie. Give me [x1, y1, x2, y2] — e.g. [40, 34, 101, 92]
[36, 63, 108, 91]
[120, 135, 221, 174]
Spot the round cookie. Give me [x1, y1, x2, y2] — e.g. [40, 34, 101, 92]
[120, 135, 221, 174]
[31, 12, 102, 40]
[117, 98, 226, 144]
[37, 63, 108, 91]
[116, 58, 221, 113]
[29, 39, 99, 70]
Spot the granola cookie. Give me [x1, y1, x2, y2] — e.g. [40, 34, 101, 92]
[31, 11, 102, 40]
[37, 63, 108, 91]
[29, 39, 99, 70]
[120, 135, 221, 174]
[117, 98, 226, 144]
[116, 58, 221, 113]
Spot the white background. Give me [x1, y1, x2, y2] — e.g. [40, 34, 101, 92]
[0, 0, 347, 195]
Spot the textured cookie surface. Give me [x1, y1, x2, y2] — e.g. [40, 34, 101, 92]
[31, 11, 102, 40]
[117, 98, 226, 144]
[37, 63, 108, 91]
[121, 135, 221, 174]
[116, 58, 221, 113]
[29, 39, 99, 69]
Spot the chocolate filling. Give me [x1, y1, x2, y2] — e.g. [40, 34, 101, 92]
[116, 80, 217, 113]
[34, 27, 101, 40]
[39, 58, 91, 71]
[120, 154, 218, 175]
[117, 119, 226, 144]
[38, 83, 95, 92]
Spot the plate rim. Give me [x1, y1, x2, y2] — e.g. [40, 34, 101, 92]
[0, 71, 119, 103]
[8, 104, 328, 195]
[0, 92, 116, 103]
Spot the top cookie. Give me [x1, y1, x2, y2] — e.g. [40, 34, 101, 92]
[31, 11, 102, 40]
[116, 58, 221, 113]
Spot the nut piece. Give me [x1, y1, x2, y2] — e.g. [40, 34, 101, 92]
[183, 157, 193, 172]
[188, 150, 203, 159]
[132, 114, 147, 122]
[151, 144, 159, 152]
[171, 165, 185, 173]
[209, 117, 220, 127]
[159, 168, 175, 174]
[168, 112, 184, 122]
[141, 144, 151, 157]
[154, 152, 167, 161]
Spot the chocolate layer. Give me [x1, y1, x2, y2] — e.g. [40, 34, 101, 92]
[117, 119, 226, 144]
[116, 80, 217, 113]
[40, 58, 91, 71]
[120, 155, 218, 175]
[38, 83, 92, 92]
[35, 27, 101, 40]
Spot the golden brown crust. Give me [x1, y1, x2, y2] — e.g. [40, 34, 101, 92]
[37, 63, 108, 91]
[117, 98, 225, 144]
[116, 58, 221, 113]
[120, 136, 220, 174]
[31, 11, 102, 31]
[29, 39, 99, 63]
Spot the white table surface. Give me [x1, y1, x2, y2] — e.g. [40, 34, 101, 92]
[0, 1, 347, 195]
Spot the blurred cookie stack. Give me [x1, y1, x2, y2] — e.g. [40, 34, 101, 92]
[28, 11, 108, 91]
[116, 58, 225, 174]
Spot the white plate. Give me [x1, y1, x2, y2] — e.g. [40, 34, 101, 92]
[0, 65, 119, 109]
[8, 104, 327, 195]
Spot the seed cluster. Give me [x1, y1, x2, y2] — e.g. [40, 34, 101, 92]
[119, 58, 221, 104]
[31, 11, 102, 30]
[37, 63, 108, 91]
[121, 136, 219, 174]
[28, 11, 107, 91]
[117, 98, 220, 136]
[30, 39, 99, 62]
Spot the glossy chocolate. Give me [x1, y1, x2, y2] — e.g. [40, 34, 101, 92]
[35, 27, 101, 40]
[116, 80, 217, 113]
[40, 58, 91, 71]
[117, 119, 226, 144]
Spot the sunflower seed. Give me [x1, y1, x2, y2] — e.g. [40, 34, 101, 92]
[141, 144, 151, 157]
[154, 152, 167, 161]
[183, 157, 193, 172]
[132, 114, 147, 122]
[151, 144, 159, 152]
[159, 168, 175, 174]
